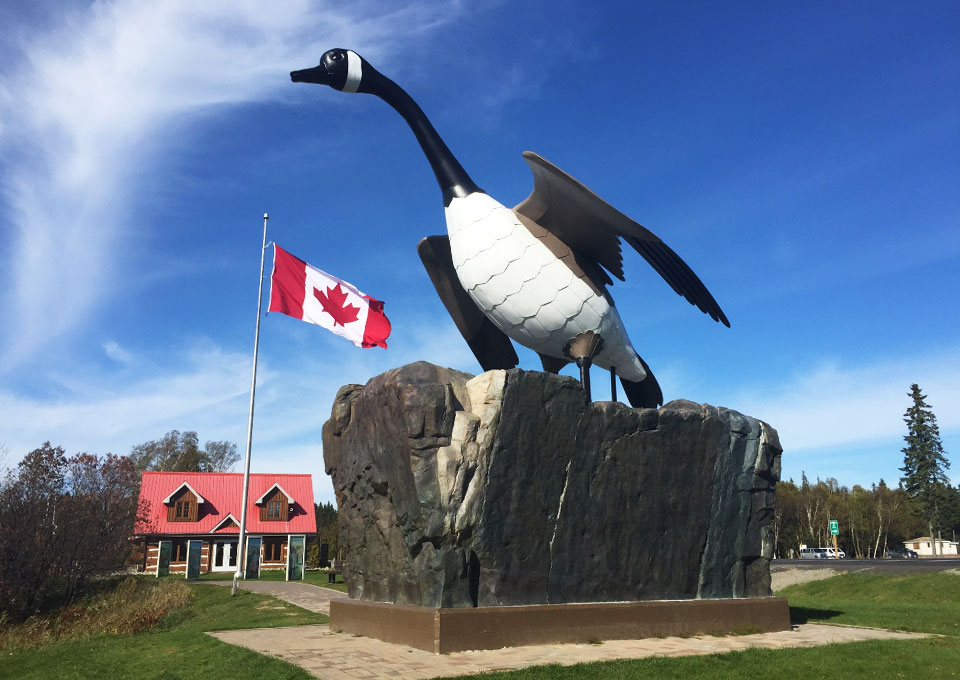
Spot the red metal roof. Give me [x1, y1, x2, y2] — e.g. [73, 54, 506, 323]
[135, 472, 317, 535]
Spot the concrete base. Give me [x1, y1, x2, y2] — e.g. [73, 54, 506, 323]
[330, 597, 792, 654]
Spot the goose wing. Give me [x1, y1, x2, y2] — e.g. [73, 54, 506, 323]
[418, 235, 519, 371]
[514, 151, 730, 327]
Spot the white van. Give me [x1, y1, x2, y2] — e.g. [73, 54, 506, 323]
[800, 546, 845, 559]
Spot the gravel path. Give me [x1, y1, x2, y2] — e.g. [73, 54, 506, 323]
[770, 557, 960, 591]
[771, 568, 841, 591]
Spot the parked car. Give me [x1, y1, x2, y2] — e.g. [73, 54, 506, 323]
[799, 547, 845, 559]
[885, 547, 919, 559]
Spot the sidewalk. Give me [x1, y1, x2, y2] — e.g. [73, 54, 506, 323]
[210, 622, 929, 680]
[203, 579, 347, 614]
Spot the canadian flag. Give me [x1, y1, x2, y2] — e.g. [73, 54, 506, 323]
[269, 244, 391, 349]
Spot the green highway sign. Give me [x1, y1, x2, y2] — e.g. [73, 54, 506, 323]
[829, 520, 839, 535]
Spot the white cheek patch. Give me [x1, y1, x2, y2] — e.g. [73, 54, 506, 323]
[343, 50, 362, 93]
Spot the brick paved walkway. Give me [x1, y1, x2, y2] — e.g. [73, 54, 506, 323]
[210, 622, 928, 680]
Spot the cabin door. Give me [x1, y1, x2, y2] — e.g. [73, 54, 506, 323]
[211, 539, 238, 572]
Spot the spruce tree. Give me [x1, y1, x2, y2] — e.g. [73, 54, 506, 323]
[899, 384, 951, 555]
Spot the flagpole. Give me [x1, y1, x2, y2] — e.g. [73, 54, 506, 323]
[233, 213, 269, 597]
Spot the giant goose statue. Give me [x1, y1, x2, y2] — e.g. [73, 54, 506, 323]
[291, 49, 729, 408]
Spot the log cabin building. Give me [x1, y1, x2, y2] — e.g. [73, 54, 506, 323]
[135, 471, 316, 577]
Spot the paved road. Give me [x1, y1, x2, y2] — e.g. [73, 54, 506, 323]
[203, 580, 347, 614]
[772, 558, 959, 575]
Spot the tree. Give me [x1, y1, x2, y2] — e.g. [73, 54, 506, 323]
[871, 480, 902, 558]
[943, 485, 960, 542]
[203, 440, 241, 473]
[0, 443, 145, 621]
[315, 501, 339, 561]
[899, 384, 951, 556]
[129, 430, 239, 473]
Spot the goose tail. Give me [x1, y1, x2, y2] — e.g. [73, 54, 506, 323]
[619, 354, 663, 408]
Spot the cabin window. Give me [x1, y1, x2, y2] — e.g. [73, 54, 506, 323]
[259, 488, 290, 522]
[264, 537, 283, 562]
[167, 489, 199, 522]
[171, 540, 188, 562]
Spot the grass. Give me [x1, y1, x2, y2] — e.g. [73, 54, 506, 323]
[0, 578, 327, 680]
[317, 579, 348, 593]
[780, 570, 960, 635]
[435, 638, 960, 679]
[0, 577, 192, 651]
[7, 570, 956, 680]
[186, 568, 347, 591]
[438, 571, 960, 679]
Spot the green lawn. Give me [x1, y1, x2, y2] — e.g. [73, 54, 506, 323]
[439, 571, 960, 680]
[438, 637, 959, 680]
[316, 579, 348, 593]
[7, 570, 957, 680]
[779, 570, 960, 636]
[0, 581, 327, 680]
[187, 568, 347, 590]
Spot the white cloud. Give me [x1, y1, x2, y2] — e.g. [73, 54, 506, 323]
[0, 0, 467, 370]
[0, 320, 476, 502]
[4, 331, 957, 501]
[732, 346, 960, 456]
[0, 343, 251, 457]
[102, 340, 134, 364]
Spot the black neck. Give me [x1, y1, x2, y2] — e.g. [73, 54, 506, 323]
[359, 68, 482, 206]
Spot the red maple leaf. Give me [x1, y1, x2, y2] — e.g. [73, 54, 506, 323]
[314, 283, 361, 326]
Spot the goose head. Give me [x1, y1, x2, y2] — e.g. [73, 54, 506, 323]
[291, 48, 482, 204]
[290, 48, 368, 93]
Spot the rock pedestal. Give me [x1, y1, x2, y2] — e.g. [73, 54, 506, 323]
[322, 362, 782, 609]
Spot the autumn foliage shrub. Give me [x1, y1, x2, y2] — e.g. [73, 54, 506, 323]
[0, 444, 147, 621]
[0, 577, 191, 651]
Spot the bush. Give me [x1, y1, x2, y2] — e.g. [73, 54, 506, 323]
[307, 544, 321, 568]
[0, 444, 146, 621]
[0, 577, 191, 651]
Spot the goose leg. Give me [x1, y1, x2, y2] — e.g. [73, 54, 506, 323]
[563, 330, 604, 403]
[576, 356, 592, 401]
[610, 366, 617, 402]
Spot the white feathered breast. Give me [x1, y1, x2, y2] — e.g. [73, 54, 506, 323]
[445, 193, 646, 380]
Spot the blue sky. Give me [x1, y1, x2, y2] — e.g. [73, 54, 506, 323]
[1, 1, 957, 504]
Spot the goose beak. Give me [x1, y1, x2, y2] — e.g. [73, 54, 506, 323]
[290, 63, 332, 85]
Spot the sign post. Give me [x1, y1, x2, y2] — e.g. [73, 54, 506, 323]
[186, 540, 202, 579]
[829, 520, 840, 559]
[287, 535, 305, 581]
[156, 540, 171, 577]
